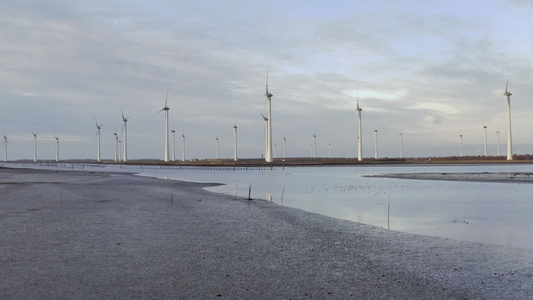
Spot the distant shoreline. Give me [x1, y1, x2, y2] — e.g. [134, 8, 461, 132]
[7, 155, 533, 167]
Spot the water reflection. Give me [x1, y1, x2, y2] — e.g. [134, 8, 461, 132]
[8, 162, 533, 249]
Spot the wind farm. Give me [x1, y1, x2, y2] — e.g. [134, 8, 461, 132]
[1, 73, 530, 166]
[1, 2, 533, 164]
[3, 3, 533, 299]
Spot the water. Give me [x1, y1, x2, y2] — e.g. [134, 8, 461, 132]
[5, 163, 533, 249]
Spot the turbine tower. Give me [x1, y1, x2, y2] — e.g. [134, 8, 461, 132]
[496, 130, 500, 156]
[159, 88, 170, 162]
[483, 125, 488, 157]
[55, 135, 59, 162]
[356, 95, 363, 161]
[113, 132, 119, 161]
[504, 78, 513, 161]
[31, 131, 38, 162]
[374, 129, 378, 159]
[313, 134, 317, 158]
[181, 131, 185, 161]
[265, 69, 273, 163]
[215, 137, 219, 159]
[233, 123, 238, 161]
[283, 137, 286, 158]
[95, 119, 103, 162]
[2, 133, 8, 162]
[460, 134, 464, 157]
[172, 130, 176, 161]
[261, 113, 268, 159]
[399, 132, 404, 159]
[328, 143, 331, 158]
[121, 108, 129, 162]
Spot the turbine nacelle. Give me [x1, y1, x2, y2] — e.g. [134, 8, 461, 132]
[121, 108, 130, 123]
[504, 76, 512, 96]
[95, 118, 103, 130]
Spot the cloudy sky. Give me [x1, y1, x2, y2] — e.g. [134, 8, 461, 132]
[1, 0, 533, 161]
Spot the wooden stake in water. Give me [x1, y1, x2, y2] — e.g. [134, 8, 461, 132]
[387, 192, 391, 230]
[248, 182, 252, 200]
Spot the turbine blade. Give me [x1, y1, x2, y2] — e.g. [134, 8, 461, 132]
[165, 86, 169, 108]
[266, 66, 269, 94]
[505, 75, 509, 94]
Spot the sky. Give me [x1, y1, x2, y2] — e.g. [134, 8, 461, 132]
[1, 0, 533, 161]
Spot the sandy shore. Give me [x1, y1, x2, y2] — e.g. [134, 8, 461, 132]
[365, 171, 533, 183]
[1, 168, 532, 299]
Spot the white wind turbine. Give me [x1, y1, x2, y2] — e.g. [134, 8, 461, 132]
[113, 131, 119, 161]
[483, 125, 488, 157]
[2, 133, 8, 162]
[399, 132, 404, 159]
[356, 95, 363, 161]
[95, 119, 103, 162]
[504, 77, 513, 161]
[181, 131, 185, 161]
[313, 133, 317, 158]
[496, 130, 501, 156]
[283, 137, 286, 159]
[121, 108, 130, 162]
[264, 69, 273, 163]
[215, 137, 219, 159]
[233, 122, 238, 161]
[328, 143, 331, 158]
[374, 129, 379, 159]
[172, 130, 176, 161]
[460, 134, 464, 157]
[159, 88, 170, 162]
[55, 135, 59, 162]
[31, 130, 38, 162]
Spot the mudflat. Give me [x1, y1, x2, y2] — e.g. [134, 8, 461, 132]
[1, 167, 532, 299]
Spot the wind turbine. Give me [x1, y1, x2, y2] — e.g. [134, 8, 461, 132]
[121, 108, 129, 162]
[283, 137, 286, 158]
[313, 133, 317, 158]
[159, 87, 170, 162]
[95, 119, 103, 162]
[328, 143, 332, 158]
[181, 131, 186, 161]
[496, 130, 501, 156]
[233, 122, 238, 161]
[264, 68, 273, 163]
[55, 135, 59, 162]
[504, 77, 513, 161]
[172, 130, 176, 161]
[215, 137, 219, 159]
[483, 125, 488, 157]
[399, 132, 404, 159]
[374, 129, 378, 159]
[2, 133, 8, 162]
[356, 95, 363, 161]
[31, 130, 38, 162]
[460, 134, 464, 157]
[113, 132, 119, 161]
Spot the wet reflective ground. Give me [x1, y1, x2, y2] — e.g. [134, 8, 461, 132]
[5, 163, 533, 249]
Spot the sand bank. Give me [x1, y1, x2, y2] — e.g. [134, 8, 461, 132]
[1, 167, 532, 299]
[365, 171, 533, 183]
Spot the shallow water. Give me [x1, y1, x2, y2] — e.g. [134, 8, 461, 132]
[5, 163, 533, 249]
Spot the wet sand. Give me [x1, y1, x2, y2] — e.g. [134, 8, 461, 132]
[1, 167, 532, 299]
[365, 171, 533, 183]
